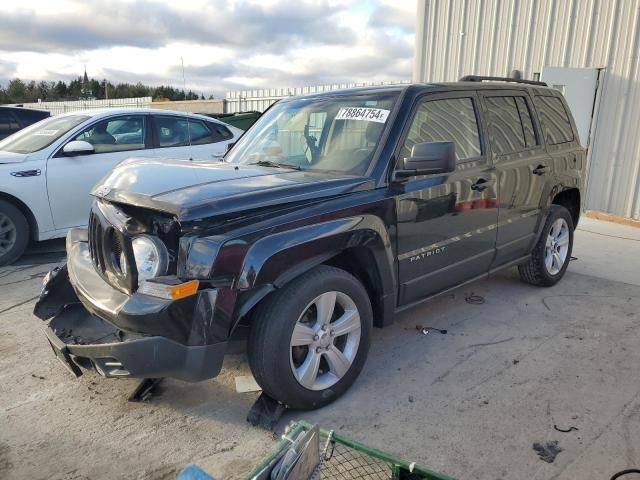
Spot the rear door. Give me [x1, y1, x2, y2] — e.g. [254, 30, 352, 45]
[395, 91, 499, 305]
[47, 114, 151, 230]
[479, 90, 550, 266]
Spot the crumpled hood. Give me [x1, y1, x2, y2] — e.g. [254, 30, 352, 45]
[93, 157, 374, 221]
[0, 151, 28, 164]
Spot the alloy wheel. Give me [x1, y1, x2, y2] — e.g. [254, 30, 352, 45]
[545, 218, 570, 275]
[0, 212, 17, 256]
[289, 291, 362, 391]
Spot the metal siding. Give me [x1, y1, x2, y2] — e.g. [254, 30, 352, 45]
[414, 0, 640, 220]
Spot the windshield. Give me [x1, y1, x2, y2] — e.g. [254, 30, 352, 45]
[226, 93, 399, 175]
[0, 114, 88, 154]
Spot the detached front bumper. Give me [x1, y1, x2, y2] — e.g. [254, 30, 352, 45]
[34, 230, 228, 382]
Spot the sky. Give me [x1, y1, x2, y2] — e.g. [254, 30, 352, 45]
[0, 0, 416, 97]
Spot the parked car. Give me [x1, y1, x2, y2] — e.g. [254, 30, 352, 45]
[199, 111, 261, 131]
[35, 77, 584, 409]
[0, 106, 50, 140]
[0, 108, 242, 265]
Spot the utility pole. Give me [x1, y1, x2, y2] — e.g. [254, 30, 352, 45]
[104, 79, 109, 100]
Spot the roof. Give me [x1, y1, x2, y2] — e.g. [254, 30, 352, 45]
[284, 80, 552, 102]
[52, 107, 237, 127]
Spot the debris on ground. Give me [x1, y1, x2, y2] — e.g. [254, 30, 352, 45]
[247, 392, 288, 431]
[413, 325, 448, 335]
[235, 375, 262, 393]
[533, 441, 562, 463]
[553, 424, 579, 433]
[31, 373, 45, 380]
[128, 378, 164, 402]
[464, 293, 485, 305]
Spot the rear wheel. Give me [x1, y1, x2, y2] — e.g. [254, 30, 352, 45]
[247, 265, 372, 409]
[0, 199, 29, 266]
[518, 205, 574, 286]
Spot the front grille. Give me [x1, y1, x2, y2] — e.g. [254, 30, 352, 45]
[88, 205, 137, 294]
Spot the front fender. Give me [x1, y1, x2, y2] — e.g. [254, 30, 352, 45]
[237, 214, 395, 293]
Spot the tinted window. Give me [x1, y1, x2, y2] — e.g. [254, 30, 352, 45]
[515, 97, 537, 147]
[0, 110, 19, 137]
[74, 115, 146, 153]
[401, 97, 482, 162]
[208, 122, 233, 141]
[0, 114, 88, 154]
[14, 109, 49, 125]
[155, 116, 190, 147]
[534, 95, 574, 144]
[154, 117, 229, 147]
[485, 96, 527, 154]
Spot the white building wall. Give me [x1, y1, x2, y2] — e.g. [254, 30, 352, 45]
[413, 0, 640, 220]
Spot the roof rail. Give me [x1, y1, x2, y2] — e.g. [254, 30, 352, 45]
[459, 75, 548, 87]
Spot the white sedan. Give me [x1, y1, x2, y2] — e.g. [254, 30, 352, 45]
[0, 108, 242, 265]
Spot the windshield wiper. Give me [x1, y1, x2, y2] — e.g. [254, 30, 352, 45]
[250, 160, 301, 170]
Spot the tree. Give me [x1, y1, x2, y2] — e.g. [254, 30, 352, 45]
[6, 79, 27, 103]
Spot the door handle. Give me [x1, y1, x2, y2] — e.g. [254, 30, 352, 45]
[471, 178, 489, 192]
[533, 164, 549, 175]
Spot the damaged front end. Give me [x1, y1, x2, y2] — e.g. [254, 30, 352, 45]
[34, 223, 228, 383]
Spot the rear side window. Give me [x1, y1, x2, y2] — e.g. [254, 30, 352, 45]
[485, 96, 527, 154]
[401, 97, 482, 162]
[534, 96, 574, 145]
[515, 97, 537, 147]
[155, 116, 232, 147]
[208, 122, 233, 141]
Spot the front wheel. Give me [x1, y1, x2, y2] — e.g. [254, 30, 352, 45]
[247, 265, 372, 409]
[0, 199, 29, 267]
[518, 205, 574, 286]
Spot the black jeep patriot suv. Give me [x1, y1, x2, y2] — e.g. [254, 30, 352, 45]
[35, 77, 584, 409]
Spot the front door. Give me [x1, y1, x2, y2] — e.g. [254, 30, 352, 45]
[47, 114, 150, 230]
[395, 92, 498, 305]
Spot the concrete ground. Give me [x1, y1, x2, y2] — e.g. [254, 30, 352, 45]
[0, 217, 638, 480]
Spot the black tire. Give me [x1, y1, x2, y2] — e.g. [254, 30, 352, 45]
[247, 265, 372, 410]
[0, 199, 29, 267]
[518, 205, 574, 287]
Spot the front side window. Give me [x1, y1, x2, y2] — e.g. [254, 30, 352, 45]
[226, 93, 399, 175]
[74, 115, 146, 153]
[0, 114, 88, 154]
[401, 97, 482, 162]
[534, 95, 574, 145]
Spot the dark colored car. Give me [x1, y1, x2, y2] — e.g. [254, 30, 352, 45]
[0, 106, 50, 140]
[198, 111, 261, 131]
[35, 77, 584, 409]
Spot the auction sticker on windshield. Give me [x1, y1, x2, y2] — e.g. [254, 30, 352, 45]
[33, 130, 60, 136]
[336, 107, 390, 123]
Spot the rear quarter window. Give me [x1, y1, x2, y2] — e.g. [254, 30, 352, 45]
[534, 95, 574, 145]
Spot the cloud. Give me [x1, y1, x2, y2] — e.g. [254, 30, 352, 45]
[0, 0, 355, 54]
[0, 60, 17, 83]
[0, 0, 416, 97]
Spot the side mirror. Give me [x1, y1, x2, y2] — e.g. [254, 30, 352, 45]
[393, 141, 456, 180]
[63, 140, 95, 156]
